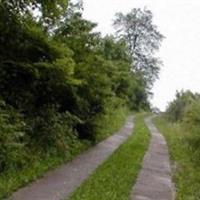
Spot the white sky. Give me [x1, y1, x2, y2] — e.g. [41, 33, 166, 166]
[81, 0, 200, 111]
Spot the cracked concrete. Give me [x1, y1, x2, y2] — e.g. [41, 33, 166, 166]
[131, 116, 175, 200]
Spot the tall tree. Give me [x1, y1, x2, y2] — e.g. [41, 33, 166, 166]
[0, 0, 69, 27]
[113, 8, 164, 87]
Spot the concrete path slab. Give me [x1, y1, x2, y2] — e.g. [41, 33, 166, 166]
[131, 116, 175, 200]
[7, 116, 134, 200]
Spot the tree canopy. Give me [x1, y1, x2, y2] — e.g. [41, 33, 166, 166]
[114, 8, 164, 87]
[0, 0, 69, 25]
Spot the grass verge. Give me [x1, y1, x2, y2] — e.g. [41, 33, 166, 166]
[154, 116, 200, 200]
[69, 113, 150, 200]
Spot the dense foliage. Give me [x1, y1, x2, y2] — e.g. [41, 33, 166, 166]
[166, 90, 200, 123]
[0, 1, 163, 196]
[155, 90, 200, 199]
[166, 90, 200, 151]
[165, 90, 200, 166]
[155, 113, 200, 199]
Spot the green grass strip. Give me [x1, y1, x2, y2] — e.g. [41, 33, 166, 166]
[69, 113, 150, 200]
[154, 117, 200, 200]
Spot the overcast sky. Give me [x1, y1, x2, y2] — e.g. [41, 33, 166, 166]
[81, 0, 200, 111]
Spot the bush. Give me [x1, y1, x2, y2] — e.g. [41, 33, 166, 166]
[165, 90, 199, 122]
[182, 99, 200, 156]
[165, 90, 200, 162]
[183, 99, 200, 130]
[26, 106, 82, 157]
[0, 100, 27, 173]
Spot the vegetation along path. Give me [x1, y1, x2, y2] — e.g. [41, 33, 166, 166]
[131, 116, 175, 200]
[7, 116, 134, 200]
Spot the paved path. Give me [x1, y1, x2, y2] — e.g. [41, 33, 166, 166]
[131, 116, 175, 200]
[8, 116, 134, 200]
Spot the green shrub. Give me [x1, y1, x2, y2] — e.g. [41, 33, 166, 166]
[90, 98, 128, 141]
[183, 99, 200, 130]
[165, 90, 198, 122]
[154, 116, 200, 199]
[182, 100, 200, 158]
[26, 106, 82, 157]
[0, 100, 27, 173]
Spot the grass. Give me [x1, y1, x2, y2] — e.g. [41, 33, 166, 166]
[0, 107, 128, 200]
[95, 106, 130, 141]
[154, 116, 200, 200]
[68, 113, 150, 200]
